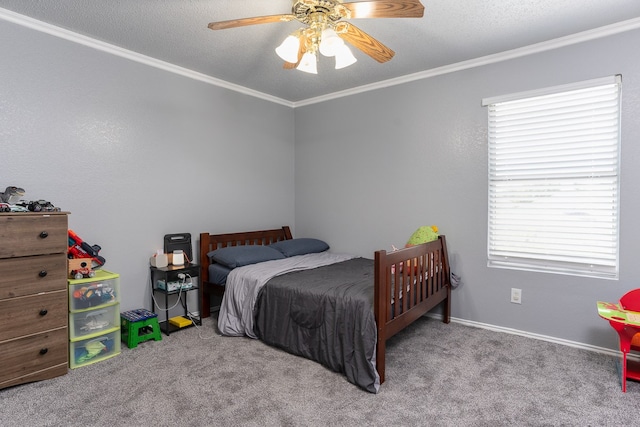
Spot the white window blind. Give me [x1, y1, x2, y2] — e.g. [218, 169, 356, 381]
[483, 76, 621, 279]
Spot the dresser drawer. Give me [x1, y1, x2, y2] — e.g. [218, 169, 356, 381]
[0, 254, 67, 299]
[0, 290, 68, 341]
[0, 327, 68, 385]
[0, 213, 68, 258]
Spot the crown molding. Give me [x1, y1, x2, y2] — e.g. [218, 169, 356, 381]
[3, 7, 639, 109]
[0, 7, 295, 108]
[293, 16, 640, 107]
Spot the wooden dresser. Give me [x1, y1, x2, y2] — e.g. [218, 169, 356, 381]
[0, 212, 69, 389]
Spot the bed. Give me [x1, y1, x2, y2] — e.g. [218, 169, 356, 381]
[199, 226, 451, 392]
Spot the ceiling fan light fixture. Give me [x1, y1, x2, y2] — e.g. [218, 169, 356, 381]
[334, 44, 357, 69]
[297, 51, 318, 74]
[275, 35, 301, 63]
[319, 28, 344, 57]
[209, 0, 422, 74]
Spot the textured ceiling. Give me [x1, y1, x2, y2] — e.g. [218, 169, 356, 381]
[2, 0, 640, 104]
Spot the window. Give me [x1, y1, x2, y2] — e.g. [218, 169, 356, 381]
[482, 76, 621, 279]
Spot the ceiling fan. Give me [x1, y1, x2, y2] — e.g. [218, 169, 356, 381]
[207, 0, 425, 74]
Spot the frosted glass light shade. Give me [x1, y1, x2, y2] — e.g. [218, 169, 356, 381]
[296, 52, 318, 74]
[334, 45, 357, 69]
[319, 28, 344, 57]
[275, 35, 301, 63]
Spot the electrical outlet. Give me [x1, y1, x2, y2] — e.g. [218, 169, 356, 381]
[511, 288, 522, 304]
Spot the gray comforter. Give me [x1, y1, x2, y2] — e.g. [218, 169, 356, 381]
[254, 258, 380, 393]
[217, 252, 355, 338]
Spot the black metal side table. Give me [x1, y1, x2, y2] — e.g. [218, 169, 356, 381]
[149, 263, 201, 335]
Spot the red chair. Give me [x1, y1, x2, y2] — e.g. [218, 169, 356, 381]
[598, 289, 640, 392]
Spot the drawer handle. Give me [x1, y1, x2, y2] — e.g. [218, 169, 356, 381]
[39, 270, 48, 277]
[39, 348, 48, 355]
[39, 309, 48, 316]
[39, 231, 49, 239]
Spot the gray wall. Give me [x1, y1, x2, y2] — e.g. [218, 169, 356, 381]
[3, 15, 640, 351]
[294, 28, 640, 350]
[1, 20, 295, 315]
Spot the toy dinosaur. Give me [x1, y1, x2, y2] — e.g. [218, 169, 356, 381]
[0, 186, 25, 204]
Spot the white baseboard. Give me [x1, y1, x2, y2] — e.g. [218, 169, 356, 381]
[426, 313, 637, 361]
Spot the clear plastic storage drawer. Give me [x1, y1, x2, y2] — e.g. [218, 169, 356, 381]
[69, 328, 121, 369]
[69, 303, 120, 340]
[68, 270, 120, 311]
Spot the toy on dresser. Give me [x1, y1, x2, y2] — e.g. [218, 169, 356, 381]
[0, 186, 61, 212]
[0, 186, 25, 212]
[0, 186, 25, 204]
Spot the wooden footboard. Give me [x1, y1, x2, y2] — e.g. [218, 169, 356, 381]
[199, 226, 293, 318]
[374, 235, 451, 384]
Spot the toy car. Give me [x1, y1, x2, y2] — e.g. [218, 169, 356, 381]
[0, 203, 10, 212]
[17, 200, 61, 212]
[71, 268, 96, 280]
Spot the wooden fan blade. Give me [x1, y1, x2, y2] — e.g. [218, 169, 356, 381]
[338, 23, 395, 63]
[208, 14, 295, 30]
[342, 0, 424, 19]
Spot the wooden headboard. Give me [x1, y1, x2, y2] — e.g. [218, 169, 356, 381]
[199, 226, 293, 318]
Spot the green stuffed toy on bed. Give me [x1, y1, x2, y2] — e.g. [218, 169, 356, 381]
[405, 225, 439, 247]
[390, 225, 440, 274]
